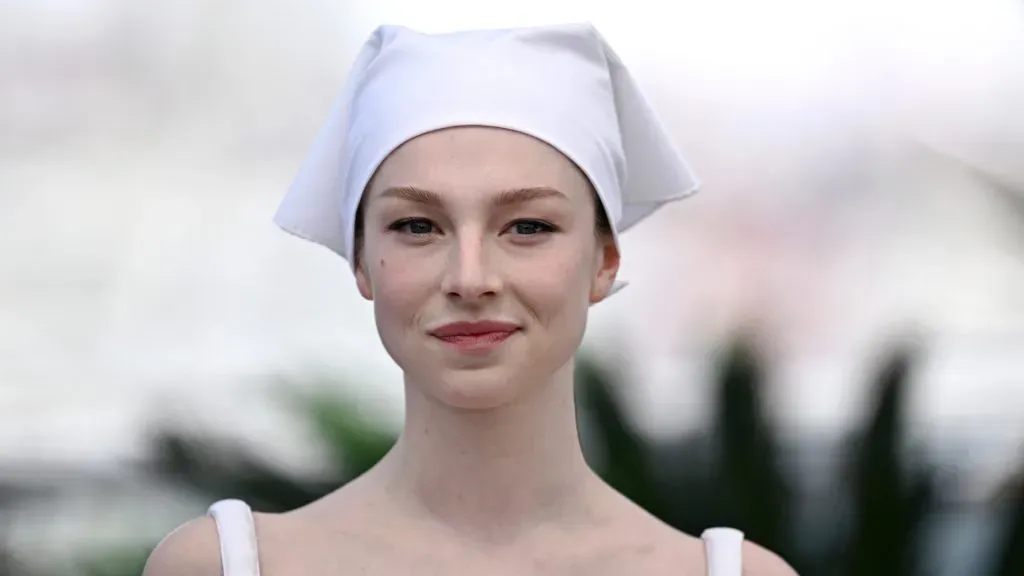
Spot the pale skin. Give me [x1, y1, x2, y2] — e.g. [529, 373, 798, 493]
[144, 126, 798, 576]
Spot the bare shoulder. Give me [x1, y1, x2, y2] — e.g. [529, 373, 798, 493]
[742, 540, 799, 576]
[142, 516, 222, 576]
[640, 520, 797, 576]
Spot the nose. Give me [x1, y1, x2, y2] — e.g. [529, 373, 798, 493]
[440, 232, 501, 302]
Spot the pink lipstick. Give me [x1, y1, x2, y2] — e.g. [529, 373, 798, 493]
[430, 321, 520, 353]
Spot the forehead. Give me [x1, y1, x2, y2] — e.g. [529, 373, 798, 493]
[366, 126, 592, 203]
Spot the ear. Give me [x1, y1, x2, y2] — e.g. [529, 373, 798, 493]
[589, 236, 620, 304]
[354, 255, 374, 301]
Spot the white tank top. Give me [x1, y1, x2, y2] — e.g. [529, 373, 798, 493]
[207, 499, 745, 576]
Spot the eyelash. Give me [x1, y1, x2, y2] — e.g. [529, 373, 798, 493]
[387, 218, 558, 236]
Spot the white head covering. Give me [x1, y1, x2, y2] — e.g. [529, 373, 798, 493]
[274, 22, 700, 295]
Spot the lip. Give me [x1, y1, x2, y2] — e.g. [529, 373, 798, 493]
[429, 320, 521, 353]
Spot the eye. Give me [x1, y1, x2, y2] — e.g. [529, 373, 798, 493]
[507, 219, 556, 236]
[389, 218, 438, 235]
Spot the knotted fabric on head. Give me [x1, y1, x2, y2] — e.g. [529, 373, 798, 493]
[274, 22, 701, 296]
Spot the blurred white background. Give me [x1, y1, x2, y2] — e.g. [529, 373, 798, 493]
[1, 0, 1022, 568]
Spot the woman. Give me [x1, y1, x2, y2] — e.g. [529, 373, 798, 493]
[144, 22, 797, 576]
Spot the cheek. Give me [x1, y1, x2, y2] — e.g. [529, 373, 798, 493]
[369, 256, 437, 370]
[369, 254, 434, 327]
[513, 246, 592, 369]
[513, 242, 595, 313]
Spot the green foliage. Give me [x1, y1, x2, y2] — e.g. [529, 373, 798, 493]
[146, 384, 397, 512]
[74, 548, 151, 576]
[284, 388, 399, 480]
[147, 430, 332, 512]
[33, 339, 1020, 576]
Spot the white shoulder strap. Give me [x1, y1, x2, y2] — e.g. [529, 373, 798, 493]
[207, 499, 261, 576]
[701, 527, 744, 576]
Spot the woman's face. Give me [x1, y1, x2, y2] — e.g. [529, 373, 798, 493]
[356, 126, 619, 410]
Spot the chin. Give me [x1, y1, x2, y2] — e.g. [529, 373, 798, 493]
[387, 334, 574, 411]
[425, 366, 529, 411]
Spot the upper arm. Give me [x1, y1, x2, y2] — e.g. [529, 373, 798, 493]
[742, 541, 799, 576]
[143, 516, 222, 576]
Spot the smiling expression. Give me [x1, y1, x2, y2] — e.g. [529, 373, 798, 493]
[354, 126, 620, 409]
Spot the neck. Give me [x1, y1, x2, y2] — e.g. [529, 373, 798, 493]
[373, 361, 598, 542]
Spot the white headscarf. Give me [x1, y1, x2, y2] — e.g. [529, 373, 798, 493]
[274, 22, 700, 295]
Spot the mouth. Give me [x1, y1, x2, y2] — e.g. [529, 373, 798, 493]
[429, 321, 521, 353]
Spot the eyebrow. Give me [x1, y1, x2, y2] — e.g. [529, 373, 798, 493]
[379, 186, 568, 207]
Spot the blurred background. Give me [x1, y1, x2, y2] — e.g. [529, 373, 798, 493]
[1, 0, 1022, 574]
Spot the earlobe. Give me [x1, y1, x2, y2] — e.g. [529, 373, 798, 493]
[590, 241, 620, 303]
[589, 272, 616, 303]
[354, 259, 374, 301]
[589, 282, 611, 304]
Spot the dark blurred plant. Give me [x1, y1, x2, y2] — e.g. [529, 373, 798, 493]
[58, 386, 400, 576]
[147, 385, 397, 512]
[578, 338, 947, 576]
[711, 338, 792, 559]
[285, 388, 398, 481]
[575, 355, 720, 535]
[71, 339, 1024, 576]
[575, 357, 660, 514]
[576, 338, 799, 568]
[844, 345, 936, 576]
[0, 482, 45, 576]
[992, 461, 1024, 576]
